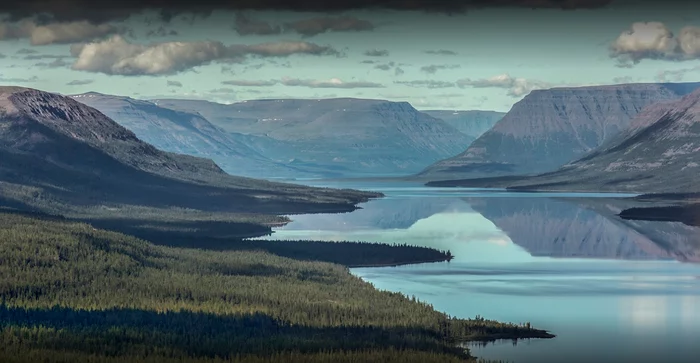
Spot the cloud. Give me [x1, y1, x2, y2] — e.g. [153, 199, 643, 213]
[654, 66, 700, 82]
[284, 16, 374, 37]
[22, 54, 66, 60]
[395, 67, 405, 76]
[280, 77, 384, 88]
[395, 80, 456, 89]
[374, 62, 396, 71]
[167, 80, 183, 87]
[425, 49, 458, 55]
[420, 64, 461, 74]
[208, 88, 236, 94]
[0, 19, 120, 45]
[16, 48, 39, 55]
[0, 53, 5, 59]
[70, 35, 339, 76]
[222, 79, 278, 86]
[610, 22, 700, 65]
[456, 73, 550, 97]
[0, 1, 615, 23]
[66, 79, 94, 85]
[364, 49, 389, 57]
[233, 12, 281, 35]
[146, 26, 179, 37]
[34, 58, 71, 68]
[360, 60, 377, 64]
[0, 75, 39, 83]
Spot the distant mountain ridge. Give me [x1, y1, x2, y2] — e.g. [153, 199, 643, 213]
[421, 82, 700, 180]
[71, 92, 318, 178]
[0, 86, 379, 218]
[152, 97, 475, 176]
[421, 110, 504, 139]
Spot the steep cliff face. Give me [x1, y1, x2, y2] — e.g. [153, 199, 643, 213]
[421, 83, 700, 179]
[504, 87, 700, 193]
[71, 92, 316, 178]
[421, 110, 504, 139]
[153, 98, 474, 176]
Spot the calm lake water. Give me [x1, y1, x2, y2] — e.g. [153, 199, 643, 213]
[258, 181, 700, 363]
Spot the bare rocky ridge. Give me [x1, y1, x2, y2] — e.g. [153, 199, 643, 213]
[421, 110, 504, 139]
[152, 98, 474, 176]
[0, 86, 380, 217]
[71, 92, 318, 179]
[421, 83, 700, 179]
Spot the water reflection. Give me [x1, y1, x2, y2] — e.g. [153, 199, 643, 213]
[258, 184, 700, 363]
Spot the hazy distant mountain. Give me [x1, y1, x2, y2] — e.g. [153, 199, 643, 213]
[465, 197, 673, 261]
[421, 83, 700, 180]
[496, 87, 700, 194]
[0, 87, 378, 217]
[421, 110, 504, 139]
[152, 98, 474, 176]
[71, 92, 318, 179]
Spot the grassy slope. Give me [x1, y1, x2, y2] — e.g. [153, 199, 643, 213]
[0, 211, 552, 363]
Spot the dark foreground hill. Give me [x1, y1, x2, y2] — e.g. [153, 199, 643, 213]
[0, 86, 380, 234]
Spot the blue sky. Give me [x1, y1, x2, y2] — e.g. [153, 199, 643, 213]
[2, 1, 700, 111]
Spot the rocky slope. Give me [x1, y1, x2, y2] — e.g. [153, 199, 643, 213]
[421, 83, 700, 180]
[153, 98, 474, 176]
[421, 110, 504, 139]
[492, 87, 700, 194]
[0, 87, 380, 217]
[71, 92, 318, 179]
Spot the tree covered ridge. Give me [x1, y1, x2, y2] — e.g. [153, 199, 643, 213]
[0, 211, 552, 362]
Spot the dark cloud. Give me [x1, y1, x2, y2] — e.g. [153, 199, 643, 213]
[146, 26, 179, 37]
[610, 22, 700, 66]
[395, 80, 456, 88]
[22, 54, 66, 60]
[394, 67, 405, 76]
[233, 12, 282, 35]
[364, 49, 389, 57]
[167, 80, 183, 87]
[70, 35, 340, 76]
[420, 64, 461, 74]
[222, 79, 278, 86]
[360, 60, 377, 64]
[16, 48, 39, 55]
[0, 0, 616, 23]
[285, 16, 374, 37]
[34, 58, 71, 68]
[209, 87, 236, 94]
[425, 49, 458, 55]
[66, 79, 94, 85]
[0, 53, 6, 59]
[280, 77, 384, 88]
[374, 61, 396, 71]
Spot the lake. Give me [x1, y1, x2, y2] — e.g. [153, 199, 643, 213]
[256, 181, 700, 363]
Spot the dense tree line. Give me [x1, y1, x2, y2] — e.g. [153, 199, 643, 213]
[0, 211, 550, 362]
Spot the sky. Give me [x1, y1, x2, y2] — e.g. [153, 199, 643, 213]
[1, 0, 700, 111]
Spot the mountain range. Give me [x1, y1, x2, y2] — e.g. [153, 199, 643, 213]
[421, 83, 700, 180]
[430, 86, 700, 195]
[420, 110, 504, 139]
[151, 98, 474, 177]
[0, 87, 379, 224]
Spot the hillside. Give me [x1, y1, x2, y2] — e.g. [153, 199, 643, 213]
[421, 83, 700, 180]
[0, 87, 380, 227]
[71, 92, 319, 179]
[421, 110, 504, 139]
[0, 210, 551, 363]
[153, 98, 474, 176]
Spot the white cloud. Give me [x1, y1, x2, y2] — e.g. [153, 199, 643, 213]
[280, 77, 384, 88]
[456, 73, 550, 97]
[0, 19, 119, 45]
[70, 36, 339, 76]
[610, 22, 700, 65]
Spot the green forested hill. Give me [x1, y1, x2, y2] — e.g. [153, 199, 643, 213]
[0, 211, 551, 363]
